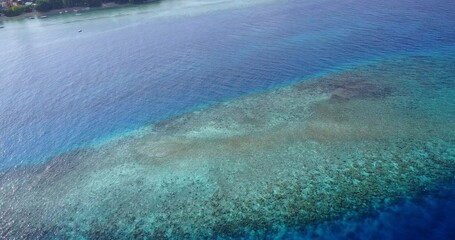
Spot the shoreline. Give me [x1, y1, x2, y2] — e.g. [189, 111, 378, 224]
[0, 0, 276, 23]
[0, 2, 146, 22]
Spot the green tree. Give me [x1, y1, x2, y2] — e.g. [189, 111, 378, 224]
[35, 0, 53, 12]
[129, 0, 144, 4]
[61, 0, 73, 7]
[87, 0, 102, 7]
[113, 0, 128, 4]
[62, 0, 84, 7]
[2, 6, 30, 17]
[49, 0, 64, 9]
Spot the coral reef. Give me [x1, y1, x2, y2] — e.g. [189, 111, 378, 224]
[1, 54, 454, 238]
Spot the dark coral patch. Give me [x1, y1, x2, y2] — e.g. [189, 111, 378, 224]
[329, 79, 393, 101]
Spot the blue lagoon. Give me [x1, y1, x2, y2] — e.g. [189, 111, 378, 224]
[1, 0, 455, 238]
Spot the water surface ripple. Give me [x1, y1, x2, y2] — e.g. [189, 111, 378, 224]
[0, 0, 455, 238]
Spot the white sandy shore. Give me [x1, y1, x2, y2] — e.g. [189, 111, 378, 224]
[0, 0, 276, 23]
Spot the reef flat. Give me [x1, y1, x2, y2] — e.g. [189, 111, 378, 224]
[1, 53, 455, 238]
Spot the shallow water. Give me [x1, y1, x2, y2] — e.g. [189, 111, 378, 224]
[1, 0, 455, 238]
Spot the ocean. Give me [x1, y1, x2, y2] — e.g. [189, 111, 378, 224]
[0, 0, 454, 238]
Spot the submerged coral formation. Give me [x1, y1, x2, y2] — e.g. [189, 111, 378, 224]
[1, 53, 455, 238]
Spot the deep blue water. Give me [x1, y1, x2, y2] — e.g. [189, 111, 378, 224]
[1, 0, 455, 238]
[1, 0, 454, 168]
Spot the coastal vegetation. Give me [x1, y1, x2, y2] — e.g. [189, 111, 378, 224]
[2, 5, 32, 17]
[0, 0, 152, 17]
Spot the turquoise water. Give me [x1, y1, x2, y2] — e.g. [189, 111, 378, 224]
[1, 0, 455, 238]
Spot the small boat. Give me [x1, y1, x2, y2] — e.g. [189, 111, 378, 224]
[78, 29, 82, 32]
[40, 16, 47, 19]
[0, 26, 4, 29]
[28, 17, 35, 19]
